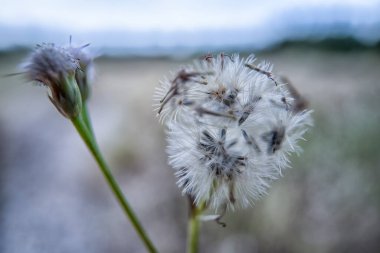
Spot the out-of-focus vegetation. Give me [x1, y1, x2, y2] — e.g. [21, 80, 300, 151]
[0, 43, 379, 253]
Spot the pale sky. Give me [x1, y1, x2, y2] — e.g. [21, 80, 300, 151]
[1, 0, 379, 31]
[1, 0, 379, 51]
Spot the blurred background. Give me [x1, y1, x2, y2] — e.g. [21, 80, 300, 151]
[1, 0, 380, 252]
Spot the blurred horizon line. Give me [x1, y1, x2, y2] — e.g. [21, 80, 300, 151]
[1, 35, 379, 59]
[0, 21, 380, 57]
[2, 0, 380, 57]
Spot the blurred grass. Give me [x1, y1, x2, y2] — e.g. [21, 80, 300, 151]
[0, 46, 380, 253]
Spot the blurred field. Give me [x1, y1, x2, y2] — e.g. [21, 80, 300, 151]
[0, 46, 380, 253]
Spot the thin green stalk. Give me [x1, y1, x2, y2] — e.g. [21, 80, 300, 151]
[71, 115, 157, 253]
[81, 103, 94, 135]
[187, 199, 205, 253]
[187, 211, 200, 253]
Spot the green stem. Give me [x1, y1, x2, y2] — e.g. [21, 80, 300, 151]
[81, 103, 94, 135]
[71, 116, 157, 253]
[187, 199, 205, 253]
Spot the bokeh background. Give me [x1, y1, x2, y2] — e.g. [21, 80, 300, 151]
[1, 1, 380, 252]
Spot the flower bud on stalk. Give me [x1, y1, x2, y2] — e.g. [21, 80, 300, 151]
[22, 43, 82, 118]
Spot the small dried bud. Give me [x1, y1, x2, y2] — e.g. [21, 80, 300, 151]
[67, 43, 94, 101]
[22, 43, 82, 118]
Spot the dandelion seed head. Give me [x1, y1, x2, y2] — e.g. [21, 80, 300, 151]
[156, 53, 312, 210]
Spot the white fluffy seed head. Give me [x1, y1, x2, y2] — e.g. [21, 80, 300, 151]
[155, 53, 313, 210]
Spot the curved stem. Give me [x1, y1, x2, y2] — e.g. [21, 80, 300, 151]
[71, 116, 157, 253]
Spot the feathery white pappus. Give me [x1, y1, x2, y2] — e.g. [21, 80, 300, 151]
[155, 53, 313, 211]
[23, 43, 79, 85]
